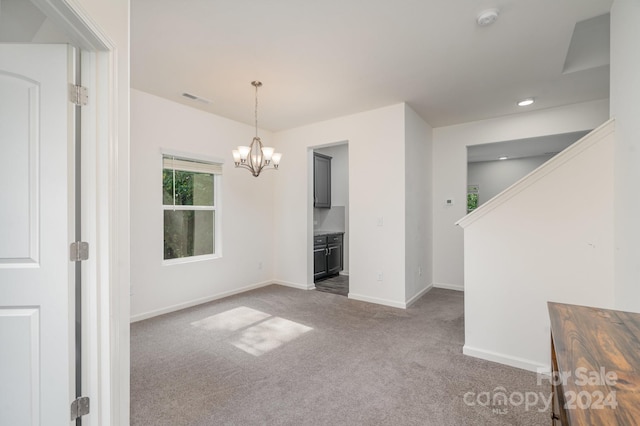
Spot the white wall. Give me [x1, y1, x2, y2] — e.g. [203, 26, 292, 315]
[132, 100, 431, 311]
[468, 155, 554, 206]
[459, 121, 616, 371]
[273, 104, 409, 307]
[314, 144, 350, 273]
[404, 104, 433, 303]
[130, 89, 275, 320]
[432, 99, 609, 290]
[611, 0, 640, 313]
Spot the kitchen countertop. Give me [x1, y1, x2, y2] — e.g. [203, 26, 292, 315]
[314, 230, 344, 237]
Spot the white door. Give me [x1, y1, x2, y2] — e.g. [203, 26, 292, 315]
[0, 44, 76, 425]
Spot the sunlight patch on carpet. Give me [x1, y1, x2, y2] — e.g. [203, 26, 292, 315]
[231, 317, 313, 356]
[190, 307, 271, 331]
[190, 306, 313, 355]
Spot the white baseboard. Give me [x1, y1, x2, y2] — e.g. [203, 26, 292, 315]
[349, 285, 434, 309]
[339, 271, 349, 276]
[405, 284, 434, 308]
[463, 345, 548, 373]
[434, 282, 464, 292]
[274, 280, 316, 290]
[130, 280, 273, 323]
[348, 292, 406, 309]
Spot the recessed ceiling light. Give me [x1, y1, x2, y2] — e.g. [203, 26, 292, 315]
[499, 156, 508, 160]
[517, 98, 535, 107]
[477, 9, 499, 26]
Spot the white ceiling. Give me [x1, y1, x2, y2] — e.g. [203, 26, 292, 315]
[0, 0, 611, 131]
[131, 0, 612, 131]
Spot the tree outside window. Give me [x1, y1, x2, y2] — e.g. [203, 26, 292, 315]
[162, 156, 220, 261]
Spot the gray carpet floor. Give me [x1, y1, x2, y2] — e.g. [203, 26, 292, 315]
[131, 286, 549, 425]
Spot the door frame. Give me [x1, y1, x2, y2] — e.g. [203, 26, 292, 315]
[308, 141, 350, 289]
[30, 1, 127, 424]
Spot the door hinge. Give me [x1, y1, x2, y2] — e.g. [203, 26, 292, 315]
[70, 396, 90, 421]
[70, 241, 89, 262]
[68, 84, 88, 106]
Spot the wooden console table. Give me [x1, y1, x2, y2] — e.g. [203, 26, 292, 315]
[548, 302, 640, 425]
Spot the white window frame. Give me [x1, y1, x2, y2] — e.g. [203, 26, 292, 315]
[161, 151, 223, 265]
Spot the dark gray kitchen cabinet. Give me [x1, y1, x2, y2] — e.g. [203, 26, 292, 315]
[326, 234, 342, 276]
[313, 235, 328, 281]
[313, 153, 331, 208]
[314, 233, 343, 281]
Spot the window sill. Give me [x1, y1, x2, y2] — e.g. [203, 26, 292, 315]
[162, 253, 221, 266]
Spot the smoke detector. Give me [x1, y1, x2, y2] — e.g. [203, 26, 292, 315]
[477, 9, 499, 26]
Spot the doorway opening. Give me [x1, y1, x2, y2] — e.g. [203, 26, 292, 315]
[311, 142, 349, 296]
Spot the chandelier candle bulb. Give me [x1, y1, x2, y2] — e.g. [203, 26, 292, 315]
[262, 147, 274, 163]
[232, 150, 241, 165]
[238, 146, 250, 162]
[271, 152, 282, 168]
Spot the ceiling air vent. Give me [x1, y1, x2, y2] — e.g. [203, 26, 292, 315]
[181, 92, 212, 104]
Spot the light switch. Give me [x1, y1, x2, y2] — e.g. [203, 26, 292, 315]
[377, 217, 384, 226]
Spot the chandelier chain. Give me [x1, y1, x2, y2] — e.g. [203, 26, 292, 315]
[254, 82, 259, 138]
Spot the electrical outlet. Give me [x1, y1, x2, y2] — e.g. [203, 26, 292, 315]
[418, 266, 422, 276]
[377, 217, 384, 227]
[258, 261, 263, 270]
[377, 272, 383, 282]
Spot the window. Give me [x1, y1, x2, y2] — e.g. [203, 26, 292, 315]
[162, 155, 222, 262]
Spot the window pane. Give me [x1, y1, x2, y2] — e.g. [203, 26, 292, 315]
[162, 169, 214, 206]
[193, 173, 214, 206]
[162, 169, 173, 205]
[164, 210, 214, 259]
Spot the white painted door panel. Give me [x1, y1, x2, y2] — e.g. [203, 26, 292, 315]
[0, 44, 74, 426]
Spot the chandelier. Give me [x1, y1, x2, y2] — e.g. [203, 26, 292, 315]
[232, 81, 282, 177]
